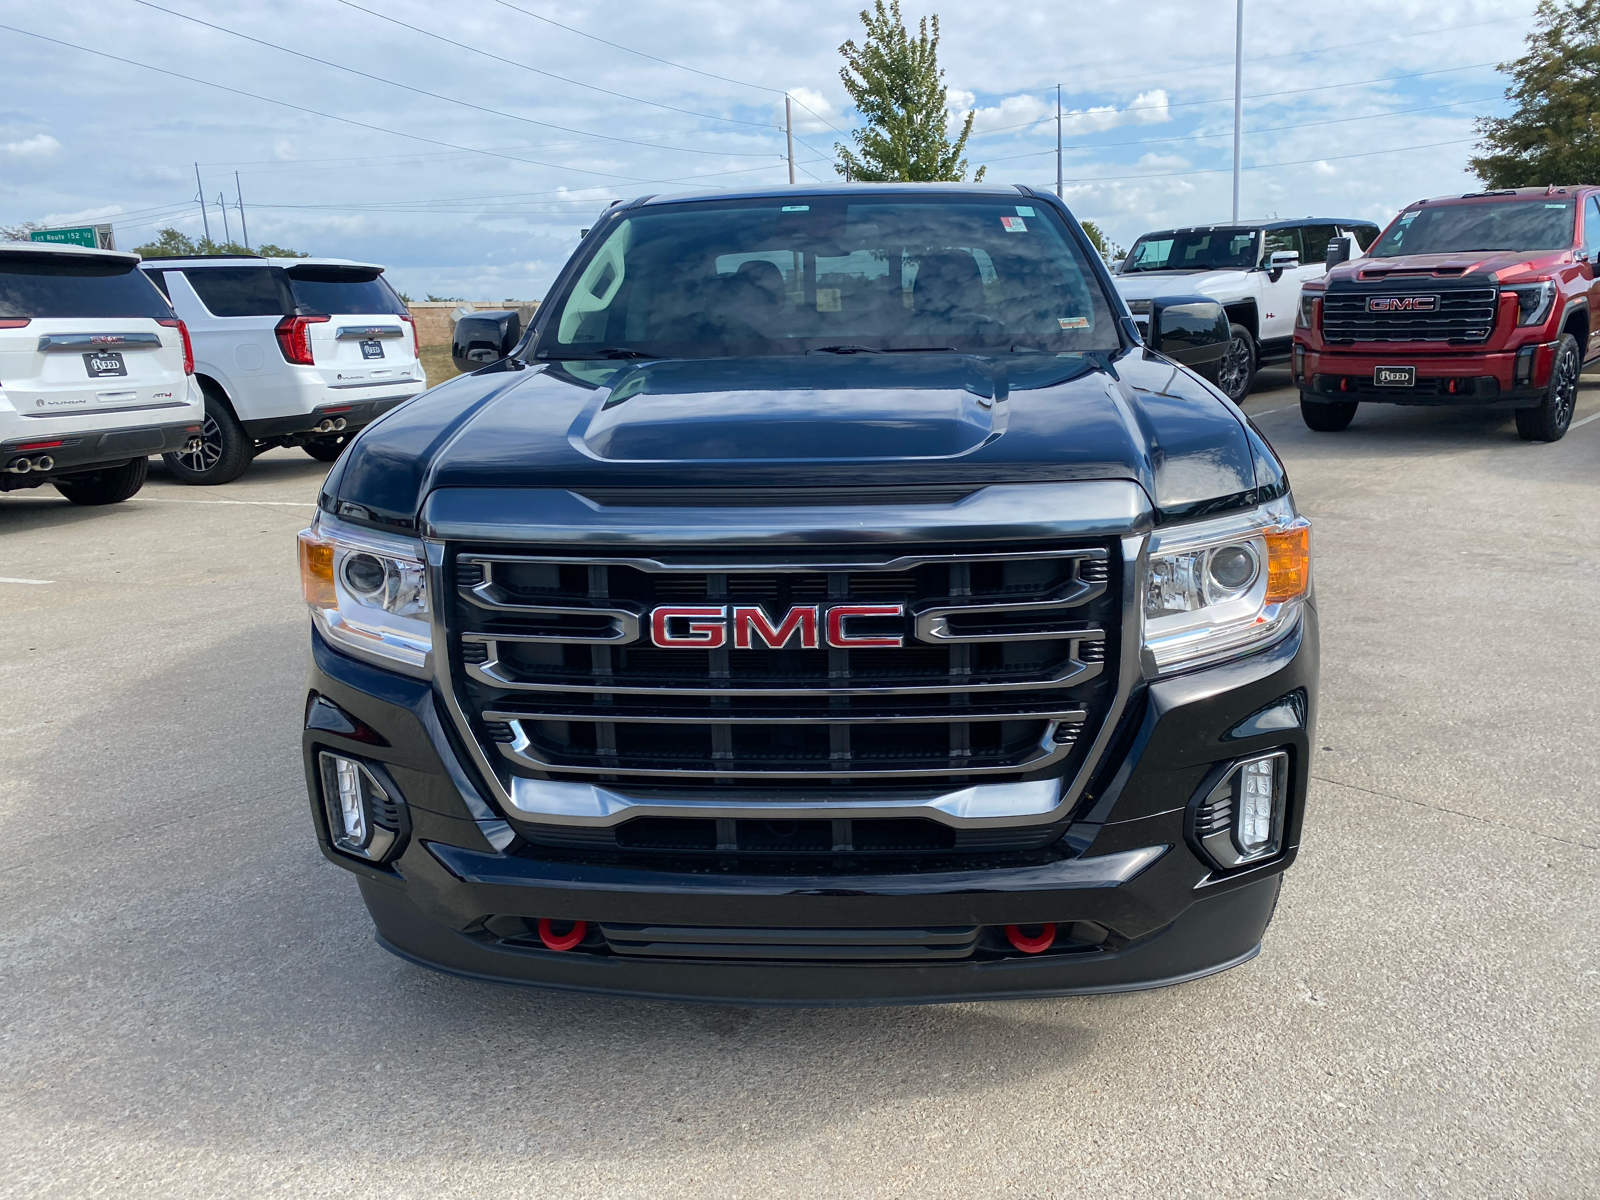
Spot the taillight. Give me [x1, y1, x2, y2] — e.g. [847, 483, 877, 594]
[400, 313, 419, 359]
[275, 314, 329, 365]
[158, 317, 195, 375]
[0, 318, 30, 328]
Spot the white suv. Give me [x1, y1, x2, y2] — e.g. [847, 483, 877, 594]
[1113, 218, 1379, 401]
[141, 256, 426, 483]
[1, 242, 202, 506]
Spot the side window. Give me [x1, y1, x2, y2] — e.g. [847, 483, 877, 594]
[1586, 197, 1600, 257]
[182, 267, 289, 318]
[145, 270, 171, 299]
[1261, 227, 1302, 261]
[1298, 224, 1338, 265]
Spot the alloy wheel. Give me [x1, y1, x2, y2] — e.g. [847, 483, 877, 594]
[176, 414, 223, 473]
[1215, 335, 1252, 400]
[1553, 343, 1578, 429]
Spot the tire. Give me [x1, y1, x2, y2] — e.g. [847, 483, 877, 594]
[52, 456, 148, 506]
[1299, 393, 1358, 432]
[303, 436, 349, 463]
[1204, 324, 1256, 403]
[162, 386, 254, 485]
[1514, 332, 1580, 443]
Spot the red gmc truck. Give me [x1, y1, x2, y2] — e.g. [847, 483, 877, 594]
[1293, 185, 1597, 441]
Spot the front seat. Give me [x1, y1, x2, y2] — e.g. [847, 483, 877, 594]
[912, 250, 990, 324]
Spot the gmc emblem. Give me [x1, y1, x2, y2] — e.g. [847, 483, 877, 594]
[650, 604, 904, 649]
[1367, 295, 1438, 313]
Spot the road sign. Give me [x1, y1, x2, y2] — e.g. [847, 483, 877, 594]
[30, 224, 115, 250]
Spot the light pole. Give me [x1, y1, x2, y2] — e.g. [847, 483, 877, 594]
[1056, 84, 1063, 199]
[786, 95, 796, 185]
[1232, 0, 1244, 222]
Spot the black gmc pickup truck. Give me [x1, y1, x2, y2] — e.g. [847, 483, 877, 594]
[297, 184, 1317, 1004]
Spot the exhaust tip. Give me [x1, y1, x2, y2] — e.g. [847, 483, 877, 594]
[33, 455, 53, 472]
[332, 417, 348, 431]
[6, 458, 32, 474]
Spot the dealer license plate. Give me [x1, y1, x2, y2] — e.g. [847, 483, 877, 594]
[83, 351, 127, 378]
[360, 339, 385, 359]
[1374, 365, 1416, 388]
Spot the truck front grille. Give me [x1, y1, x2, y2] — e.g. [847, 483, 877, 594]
[446, 545, 1120, 788]
[1321, 285, 1498, 345]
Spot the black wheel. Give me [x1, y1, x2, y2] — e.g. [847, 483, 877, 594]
[1300, 393, 1358, 432]
[52, 456, 147, 506]
[303, 436, 348, 463]
[1515, 333, 1580, 443]
[1203, 323, 1256, 402]
[162, 386, 253, 484]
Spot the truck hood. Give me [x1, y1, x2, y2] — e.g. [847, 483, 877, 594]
[1112, 269, 1253, 301]
[325, 350, 1282, 529]
[1326, 248, 1573, 284]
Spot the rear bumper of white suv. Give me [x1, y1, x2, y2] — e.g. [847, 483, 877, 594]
[1, 418, 200, 490]
[240, 391, 421, 442]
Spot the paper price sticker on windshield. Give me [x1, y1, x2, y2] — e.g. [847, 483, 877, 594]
[1000, 216, 1027, 232]
[1058, 316, 1090, 329]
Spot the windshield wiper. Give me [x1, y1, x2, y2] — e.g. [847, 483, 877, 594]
[807, 345, 959, 355]
[540, 347, 655, 360]
[807, 344, 882, 354]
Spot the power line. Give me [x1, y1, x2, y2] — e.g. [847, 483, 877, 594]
[332, 0, 779, 131]
[129, 0, 779, 161]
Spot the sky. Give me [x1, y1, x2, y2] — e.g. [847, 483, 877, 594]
[0, 0, 1542, 301]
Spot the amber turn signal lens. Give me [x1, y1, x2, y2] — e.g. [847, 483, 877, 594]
[298, 528, 337, 607]
[1263, 521, 1310, 603]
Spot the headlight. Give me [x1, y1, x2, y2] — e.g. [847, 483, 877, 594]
[1296, 293, 1317, 329]
[1507, 280, 1555, 327]
[298, 513, 431, 676]
[1143, 498, 1310, 674]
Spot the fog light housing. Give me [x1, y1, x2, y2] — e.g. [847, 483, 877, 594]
[1190, 751, 1289, 869]
[1514, 345, 1536, 387]
[318, 751, 407, 862]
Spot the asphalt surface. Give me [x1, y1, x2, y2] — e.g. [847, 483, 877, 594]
[3, 370, 1596, 1198]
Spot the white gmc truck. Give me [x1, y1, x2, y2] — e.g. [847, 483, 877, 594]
[1, 242, 202, 506]
[1113, 217, 1379, 401]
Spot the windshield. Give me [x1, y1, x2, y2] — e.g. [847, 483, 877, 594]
[534, 196, 1118, 358]
[1372, 200, 1576, 257]
[286, 267, 407, 316]
[1121, 228, 1259, 273]
[0, 255, 173, 319]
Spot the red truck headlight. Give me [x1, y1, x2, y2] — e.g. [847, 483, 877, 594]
[1506, 280, 1556, 327]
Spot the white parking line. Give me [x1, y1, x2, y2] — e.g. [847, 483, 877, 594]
[132, 497, 317, 506]
[1569, 411, 1600, 430]
[0, 577, 53, 585]
[1249, 405, 1293, 416]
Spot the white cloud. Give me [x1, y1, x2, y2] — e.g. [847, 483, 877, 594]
[2, 134, 61, 159]
[41, 204, 124, 225]
[1313, 160, 1338, 176]
[968, 89, 1171, 139]
[779, 87, 842, 134]
[968, 94, 1051, 135]
[1135, 153, 1190, 172]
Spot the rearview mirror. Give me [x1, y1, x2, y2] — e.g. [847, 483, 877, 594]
[1146, 295, 1229, 369]
[1267, 249, 1300, 281]
[1325, 235, 1354, 268]
[452, 310, 522, 374]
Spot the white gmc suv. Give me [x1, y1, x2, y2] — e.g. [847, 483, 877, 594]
[1, 242, 202, 506]
[1113, 217, 1379, 401]
[141, 256, 426, 483]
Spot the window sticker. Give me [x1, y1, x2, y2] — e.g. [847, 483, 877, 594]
[1015, 206, 1036, 217]
[816, 288, 842, 312]
[1546, 203, 1569, 209]
[1058, 316, 1090, 329]
[781, 205, 810, 212]
[1001, 216, 1027, 233]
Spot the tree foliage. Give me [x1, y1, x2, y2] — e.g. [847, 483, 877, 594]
[1471, 0, 1600, 188]
[0, 219, 47, 242]
[1079, 220, 1124, 262]
[130, 227, 307, 259]
[834, 1, 983, 183]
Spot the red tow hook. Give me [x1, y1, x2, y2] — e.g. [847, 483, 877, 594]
[537, 918, 587, 951]
[1004, 923, 1057, 954]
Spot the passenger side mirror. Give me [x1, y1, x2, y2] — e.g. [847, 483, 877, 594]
[1146, 295, 1229, 370]
[1267, 249, 1300, 281]
[451, 310, 522, 374]
[1325, 236, 1354, 269]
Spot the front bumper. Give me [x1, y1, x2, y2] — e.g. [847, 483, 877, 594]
[302, 607, 1318, 1005]
[1, 419, 200, 489]
[1294, 340, 1556, 405]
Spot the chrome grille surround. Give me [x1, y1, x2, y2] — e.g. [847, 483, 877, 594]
[1320, 284, 1499, 345]
[422, 482, 1151, 829]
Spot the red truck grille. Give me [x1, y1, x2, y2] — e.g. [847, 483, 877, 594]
[1321, 286, 1498, 345]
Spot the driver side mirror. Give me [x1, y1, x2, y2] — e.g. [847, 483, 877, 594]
[1146, 295, 1229, 370]
[451, 310, 522, 374]
[1325, 236, 1355, 269]
[1267, 249, 1300, 281]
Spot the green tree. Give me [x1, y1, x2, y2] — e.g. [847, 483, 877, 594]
[1471, 0, 1600, 187]
[131, 226, 307, 259]
[834, 1, 983, 183]
[1080, 220, 1124, 262]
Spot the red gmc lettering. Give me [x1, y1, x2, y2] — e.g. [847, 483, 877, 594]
[651, 605, 727, 648]
[826, 604, 905, 648]
[732, 604, 819, 649]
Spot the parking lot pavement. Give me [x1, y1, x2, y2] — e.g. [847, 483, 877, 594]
[2, 379, 1597, 1199]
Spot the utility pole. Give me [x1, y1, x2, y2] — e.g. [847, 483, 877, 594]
[194, 162, 211, 243]
[1232, 0, 1244, 222]
[1056, 84, 1063, 199]
[785, 95, 796, 185]
[235, 171, 250, 251]
[219, 192, 231, 246]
